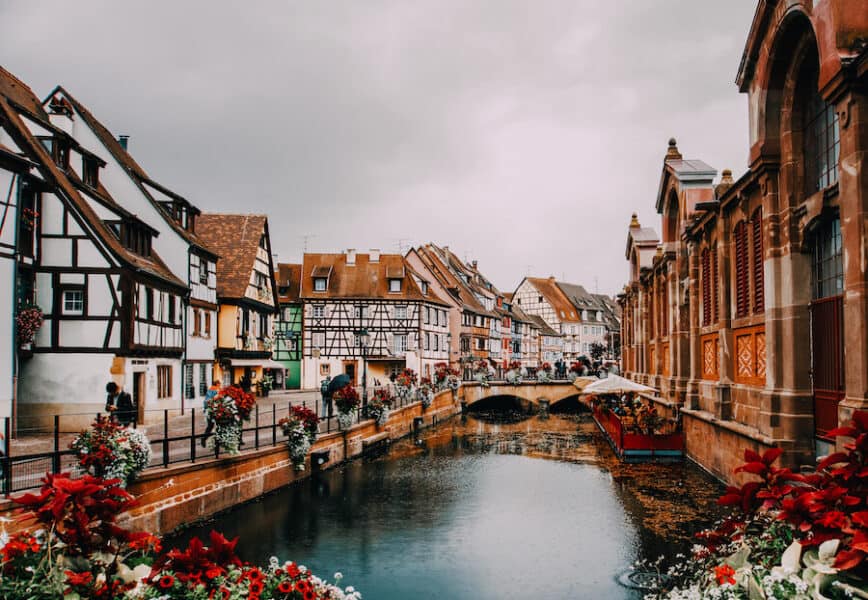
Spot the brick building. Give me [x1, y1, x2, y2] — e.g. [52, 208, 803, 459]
[619, 0, 868, 483]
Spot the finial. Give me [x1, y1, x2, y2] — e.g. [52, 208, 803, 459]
[629, 213, 640, 228]
[665, 137, 682, 160]
[721, 168, 733, 184]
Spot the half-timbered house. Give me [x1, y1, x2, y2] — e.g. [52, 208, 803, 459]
[299, 250, 450, 389]
[197, 214, 279, 392]
[0, 66, 187, 427]
[274, 263, 303, 389]
[43, 87, 220, 411]
[513, 277, 583, 361]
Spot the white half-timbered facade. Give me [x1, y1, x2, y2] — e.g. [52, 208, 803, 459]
[197, 214, 278, 393]
[43, 88, 220, 409]
[300, 250, 450, 389]
[0, 67, 188, 427]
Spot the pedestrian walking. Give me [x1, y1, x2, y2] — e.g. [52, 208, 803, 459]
[201, 381, 221, 447]
[105, 381, 135, 426]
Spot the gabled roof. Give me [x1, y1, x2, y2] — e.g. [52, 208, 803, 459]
[523, 277, 579, 321]
[527, 314, 560, 337]
[48, 86, 216, 259]
[405, 263, 453, 307]
[197, 214, 269, 299]
[275, 263, 301, 304]
[300, 252, 448, 305]
[0, 68, 183, 289]
[414, 244, 495, 316]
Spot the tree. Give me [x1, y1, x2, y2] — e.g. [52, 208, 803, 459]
[589, 342, 606, 362]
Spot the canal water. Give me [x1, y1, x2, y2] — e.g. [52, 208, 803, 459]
[171, 411, 725, 599]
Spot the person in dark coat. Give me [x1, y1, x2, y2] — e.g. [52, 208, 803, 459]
[105, 381, 135, 426]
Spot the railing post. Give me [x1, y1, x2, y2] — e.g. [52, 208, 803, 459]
[190, 408, 196, 463]
[254, 405, 260, 450]
[272, 404, 277, 446]
[162, 409, 169, 468]
[52, 414, 60, 474]
[4, 417, 11, 497]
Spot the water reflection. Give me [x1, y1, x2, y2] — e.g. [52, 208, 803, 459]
[171, 412, 723, 599]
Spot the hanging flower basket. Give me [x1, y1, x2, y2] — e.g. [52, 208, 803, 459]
[70, 415, 151, 486]
[447, 374, 461, 392]
[368, 388, 393, 427]
[417, 382, 434, 408]
[16, 305, 43, 349]
[204, 386, 255, 454]
[433, 362, 461, 391]
[279, 406, 318, 471]
[505, 369, 522, 385]
[333, 385, 360, 431]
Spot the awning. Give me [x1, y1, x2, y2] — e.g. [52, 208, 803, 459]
[580, 374, 657, 395]
[228, 358, 286, 370]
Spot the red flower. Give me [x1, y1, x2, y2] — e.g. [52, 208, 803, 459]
[158, 574, 175, 589]
[286, 562, 301, 579]
[714, 564, 736, 586]
[278, 580, 294, 593]
[64, 570, 93, 587]
[249, 580, 264, 594]
[206, 567, 223, 579]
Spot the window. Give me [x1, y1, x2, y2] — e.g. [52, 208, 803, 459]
[259, 234, 268, 250]
[701, 248, 717, 327]
[538, 296, 543, 303]
[199, 363, 208, 396]
[734, 221, 750, 318]
[354, 305, 368, 319]
[394, 334, 408, 354]
[803, 70, 839, 193]
[811, 217, 843, 300]
[144, 288, 154, 320]
[583, 326, 588, 335]
[424, 333, 430, 350]
[433, 335, 439, 351]
[395, 306, 407, 319]
[420, 282, 428, 294]
[596, 311, 602, 321]
[314, 278, 327, 291]
[389, 278, 402, 292]
[83, 157, 99, 187]
[424, 307, 430, 324]
[40, 137, 69, 170]
[62, 287, 85, 315]
[204, 312, 211, 336]
[193, 309, 201, 335]
[241, 308, 250, 335]
[312, 305, 324, 319]
[168, 296, 176, 324]
[184, 364, 194, 399]
[157, 365, 172, 399]
[199, 259, 209, 284]
[258, 313, 269, 338]
[312, 332, 325, 348]
[752, 210, 764, 313]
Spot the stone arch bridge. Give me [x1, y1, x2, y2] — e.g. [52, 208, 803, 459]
[461, 381, 585, 412]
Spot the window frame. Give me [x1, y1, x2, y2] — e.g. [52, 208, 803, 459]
[60, 285, 86, 316]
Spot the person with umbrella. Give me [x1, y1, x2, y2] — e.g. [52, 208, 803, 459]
[323, 373, 352, 417]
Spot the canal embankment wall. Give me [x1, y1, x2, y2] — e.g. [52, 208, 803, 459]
[1, 387, 466, 535]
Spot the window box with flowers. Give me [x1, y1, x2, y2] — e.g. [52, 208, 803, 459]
[333, 385, 360, 430]
[279, 405, 318, 470]
[368, 387, 393, 426]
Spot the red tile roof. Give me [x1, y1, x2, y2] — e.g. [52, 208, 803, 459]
[276, 263, 301, 303]
[196, 214, 269, 300]
[525, 277, 579, 321]
[300, 252, 447, 305]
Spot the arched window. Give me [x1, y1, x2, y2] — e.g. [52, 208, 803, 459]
[752, 209, 764, 313]
[712, 247, 719, 323]
[734, 221, 750, 318]
[660, 278, 669, 337]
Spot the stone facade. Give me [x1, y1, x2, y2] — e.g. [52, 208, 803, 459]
[619, 0, 868, 484]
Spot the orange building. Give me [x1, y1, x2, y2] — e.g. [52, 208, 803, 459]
[619, 0, 868, 483]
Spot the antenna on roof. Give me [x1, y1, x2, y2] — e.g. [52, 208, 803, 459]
[594, 276, 599, 294]
[395, 238, 409, 254]
[525, 264, 534, 276]
[302, 235, 317, 253]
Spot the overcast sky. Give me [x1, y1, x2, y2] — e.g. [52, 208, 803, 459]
[2, 1, 757, 295]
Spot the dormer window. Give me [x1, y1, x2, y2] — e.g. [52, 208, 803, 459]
[259, 234, 267, 250]
[389, 278, 402, 293]
[83, 156, 100, 188]
[420, 281, 428, 294]
[113, 219, 153, 257]
[313, 277, 327, 292]
[40, 137, 69, 170]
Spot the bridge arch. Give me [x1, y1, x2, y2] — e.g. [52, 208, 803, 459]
[462, 382, 586, 411]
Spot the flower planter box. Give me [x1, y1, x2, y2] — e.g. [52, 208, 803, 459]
[592, 406, 683, 463]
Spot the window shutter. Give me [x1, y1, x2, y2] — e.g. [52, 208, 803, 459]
[661, 280, 669, 336]
[752, 210, 764, 313]
[712, 246, 719, 324]
[735, 221, 749, 318]
[701, 249, 711, 326]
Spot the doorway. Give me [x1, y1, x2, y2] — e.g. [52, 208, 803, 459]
[808, 216, 845, 441]
[133, 371, 145, 424]
[344, 362, 356, 385]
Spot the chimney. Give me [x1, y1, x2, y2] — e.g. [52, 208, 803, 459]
[118, 135, 129, 151]
[369, 249, 380, 263]
[345, 248, 356, 265]
[471, 260, 478, 270]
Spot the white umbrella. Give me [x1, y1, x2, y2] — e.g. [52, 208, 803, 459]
[581, 374, 657, 395]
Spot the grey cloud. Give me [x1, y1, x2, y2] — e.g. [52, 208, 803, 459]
[1, 0, 757, 294]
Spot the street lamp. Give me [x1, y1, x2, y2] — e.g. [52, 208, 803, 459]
[354, 328, 371, 413]
[446, 332, 452, 368]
